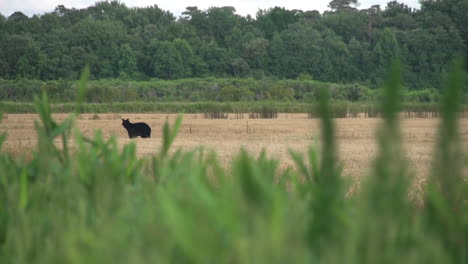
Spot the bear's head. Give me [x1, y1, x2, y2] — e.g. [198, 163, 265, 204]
[122, 118, 131, 128]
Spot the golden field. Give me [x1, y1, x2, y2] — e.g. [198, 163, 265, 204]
[1, 113, 467, 183]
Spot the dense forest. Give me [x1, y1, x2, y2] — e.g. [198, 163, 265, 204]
[0, 0, 467, 91]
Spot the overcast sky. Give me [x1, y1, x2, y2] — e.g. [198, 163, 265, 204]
[0, 0, 421, 18]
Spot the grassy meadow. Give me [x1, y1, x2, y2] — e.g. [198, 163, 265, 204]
[2, 113, 465, 182]
[0, 63, 467, 263]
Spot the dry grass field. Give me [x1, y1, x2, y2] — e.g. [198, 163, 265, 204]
[1, 113, 467, 184]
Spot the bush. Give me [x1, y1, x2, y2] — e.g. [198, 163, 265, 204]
[406, 88, 440, 102]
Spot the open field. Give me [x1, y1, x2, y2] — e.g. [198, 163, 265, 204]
[2, 113, 467, 182]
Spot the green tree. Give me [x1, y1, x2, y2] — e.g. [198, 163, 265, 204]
[70, 46, 97, 76]
[420, 0, 468, 66]
[16, 44, 42, 79]
[205, 7, 240, 47]
[117, 44, 138, 79]
[279, 22, 322, 78]
[373, 28, 400, 82]
[382, 1, 416, 30]
[328, 0, 359, 11]
[0, 17, 10, 78]
[255, 7, 301, 39]
[4, 11, 29, 34]
[0, 59, 9, 78]
[69, 18, 126, 77]
[87, 0, 130, 21]
[231, 58, 251, 77]
[242, 37, 269, 70]
[151, 41, 185, 79]
[1, 34, 33, 76]
[319, 30, 353, 82]
[181, 6, 209, 40]
[200, 41, 232, 77]
[38, 28, 71, 79]
[349, 38, 373, 80]
[173, 38, 195, 77]
[399, 27, 463, 89]
[0, 14, 5, 33]
[322, 8, 368, 43]
[268, 34, 287, 77]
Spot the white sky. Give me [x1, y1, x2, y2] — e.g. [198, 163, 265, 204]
[0, 0, 421, 18]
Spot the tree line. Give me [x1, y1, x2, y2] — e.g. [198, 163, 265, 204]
[0, 0, 466, 91]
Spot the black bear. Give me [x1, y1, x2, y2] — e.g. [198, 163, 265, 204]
[122, 118, 151, 138]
